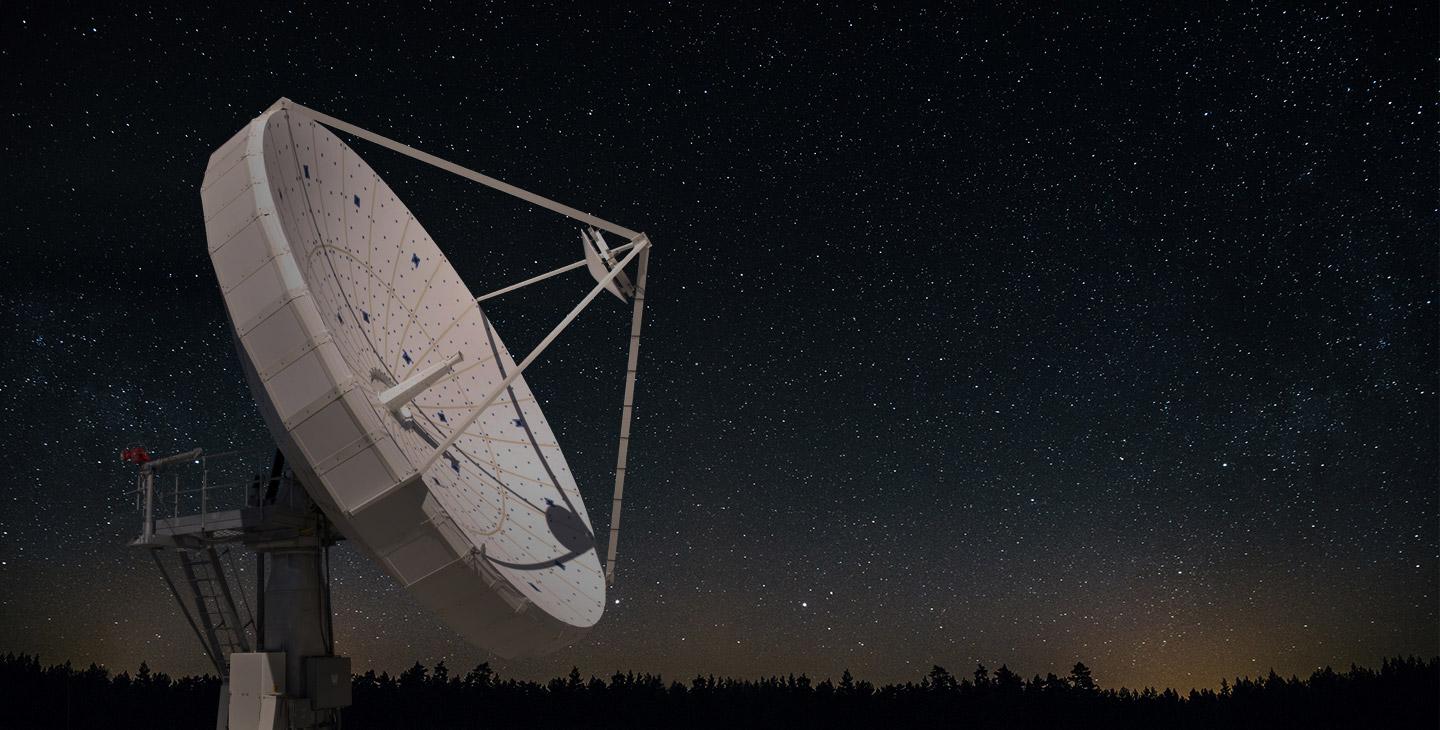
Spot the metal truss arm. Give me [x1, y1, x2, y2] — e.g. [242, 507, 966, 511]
[276, 98, 641, 240]
[604, 245, 650, 585]
[476, 240, 641, 303]
[420, 240, 649, 474]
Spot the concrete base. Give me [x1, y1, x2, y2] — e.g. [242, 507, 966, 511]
[227, 653, 285, 730]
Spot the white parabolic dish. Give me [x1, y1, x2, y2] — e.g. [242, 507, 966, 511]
[200, 105, 605, 657]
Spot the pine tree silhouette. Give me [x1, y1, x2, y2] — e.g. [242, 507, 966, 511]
[2, 652, 1436, 729]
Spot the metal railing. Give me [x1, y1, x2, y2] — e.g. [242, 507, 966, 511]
[131, 447, 285, 541]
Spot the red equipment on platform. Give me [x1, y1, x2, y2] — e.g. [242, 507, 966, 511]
[120, 445, 151, 464]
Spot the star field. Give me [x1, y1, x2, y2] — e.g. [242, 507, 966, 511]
[0, 3, 1434, 693]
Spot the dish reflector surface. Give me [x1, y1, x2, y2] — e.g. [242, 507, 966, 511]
[200, 105, 604, 657]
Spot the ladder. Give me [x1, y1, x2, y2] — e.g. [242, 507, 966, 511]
[154, 546, 254, 675]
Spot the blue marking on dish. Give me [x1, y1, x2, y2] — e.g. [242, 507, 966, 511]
[411, 253, 421, 269]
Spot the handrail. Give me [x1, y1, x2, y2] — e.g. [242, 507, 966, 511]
[130, 447, 284, 527]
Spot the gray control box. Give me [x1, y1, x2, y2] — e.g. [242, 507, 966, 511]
[306, 656, 352, 709]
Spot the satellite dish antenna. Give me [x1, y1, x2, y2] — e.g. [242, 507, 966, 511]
[125, 98, 653, 729]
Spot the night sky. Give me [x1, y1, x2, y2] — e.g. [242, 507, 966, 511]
[1, 4, 1435, 693]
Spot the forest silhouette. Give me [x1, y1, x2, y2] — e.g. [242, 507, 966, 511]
[1, 652, 1434, 728]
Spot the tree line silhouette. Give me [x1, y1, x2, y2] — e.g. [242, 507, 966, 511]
[1, 652, 1434, 728]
